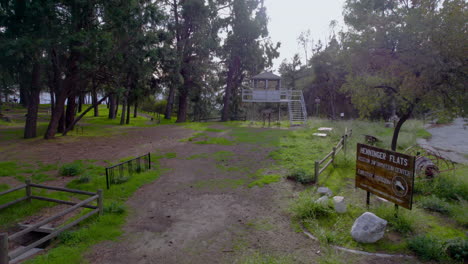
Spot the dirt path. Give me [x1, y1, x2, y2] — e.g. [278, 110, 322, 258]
[85, 133, 320, 263]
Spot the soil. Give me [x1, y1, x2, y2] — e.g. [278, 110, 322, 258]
[0, 124, 414, 263]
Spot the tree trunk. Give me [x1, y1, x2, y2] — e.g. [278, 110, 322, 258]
[165, 85, 176, 119]
[48, 95, 66, 138]
[115, 95, 119, 117]
[49, 88, 55, 113]
[92, 88, 99, 117]
[65, 95, 76, 131]
[126, 99, 131, 124]
[78, 92, 84, 113]
[108, 94, 116, 119]
[391, 101, 418, 151]
[24, 62, 41, 139]
[133, 100, 138, 118]
[19, 79, 28, 107]
[120, 98, 127, 125]
[176, 92, 188, 123]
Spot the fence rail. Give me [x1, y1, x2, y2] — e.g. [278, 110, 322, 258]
[105, 153, 151, 189]
[314, 129, 353, 183]
[0, 181, 102, 264]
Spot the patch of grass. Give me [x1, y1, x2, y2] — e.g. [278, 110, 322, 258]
[419, 195, 451, 214]
[31, 173, 53, 183]
[0, 161, 19, 177]
[186, 153, 210, 160]
[195, 136, 235, 146]
[212, 150, 235, 162]
[414, 171, 468, 201]
[290, 191, 335, 221]
[445, 237, 468, 262]
[245, 219, 275, 231]
[0, 183, 10, 191]
[103, 202, 126, 215]
[75, 174, 92, 184]
[59, 162, 84, 177]
[163, 152, 177, 159]
[182, 122, 224, 132]
[374, 204, 415, 235]
[408, 235, 447, 261]
[248, 174, 281, 188]
[287, 169, 314, 184]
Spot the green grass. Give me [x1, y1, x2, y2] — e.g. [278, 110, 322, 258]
[195, 136, 235, 146]
[408, 235, 447, 261]
[248, 174, 281, 188]
[0, 161, 19, 177]
[181, 122, 224, 132]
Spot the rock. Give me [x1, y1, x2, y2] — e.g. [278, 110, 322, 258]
[351, 212, 387, 243]
[313, 133, 327, 137]
[316, 196, 329, 205]
[317, 187, 333, 197]
[318, 127, 333, 131]
[384, 122, 394, 128]
[333, 196, 346, 213]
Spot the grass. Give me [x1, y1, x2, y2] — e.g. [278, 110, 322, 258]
[0, 161, 19, 177]
[408, 235, 447, 261]
[248, 174, 282, 188]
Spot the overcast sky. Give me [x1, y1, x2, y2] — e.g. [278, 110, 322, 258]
[265, 0, 346, 70]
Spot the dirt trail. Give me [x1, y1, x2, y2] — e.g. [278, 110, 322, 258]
[86, 138, 320, 263]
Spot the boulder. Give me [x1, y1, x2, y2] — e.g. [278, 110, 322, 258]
[317, 187, 333, 197]
[333, 196, 346, 213]
[351, 212, 387, 243]
[316, 196, 329, 205]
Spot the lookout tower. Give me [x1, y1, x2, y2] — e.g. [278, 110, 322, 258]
[242, 71, 307, 125]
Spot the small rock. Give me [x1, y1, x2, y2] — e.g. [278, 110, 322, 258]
[384, 122, 394, 128]
[351, 212, 387, 243]
[333, 196, 347, 213]
[317, 187, 333, 197]
[316, 196, 329, 205]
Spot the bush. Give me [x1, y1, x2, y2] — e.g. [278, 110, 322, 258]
[419, 195, 451, 214]
[446, 237, 468, 261]
[414, 173, 468, 202]
[291, 192, 335, 220]
[59, 162, 83, 177]
[408, 235, 446, 261]
[287, 169, 314, 184]
[104, 202, 126, 214]
[76, 174, 92, 184]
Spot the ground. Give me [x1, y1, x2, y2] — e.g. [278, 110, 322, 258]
[0, 120, 420, 264]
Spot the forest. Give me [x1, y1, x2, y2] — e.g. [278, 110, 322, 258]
[0, 0, 466, 140]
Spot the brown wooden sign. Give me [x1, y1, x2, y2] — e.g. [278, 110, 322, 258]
[356, 143, 415, 209]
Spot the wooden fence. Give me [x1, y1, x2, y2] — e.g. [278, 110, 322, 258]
[314, 129, 353, 183]
[0, 181, 102, 264]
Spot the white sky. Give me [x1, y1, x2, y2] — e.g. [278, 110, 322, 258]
[265, 0, 346, 70]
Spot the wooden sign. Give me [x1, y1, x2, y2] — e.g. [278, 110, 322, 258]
[356, 143, 415, 209]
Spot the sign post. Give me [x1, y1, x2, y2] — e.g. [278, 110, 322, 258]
[356, 143, 415, 210]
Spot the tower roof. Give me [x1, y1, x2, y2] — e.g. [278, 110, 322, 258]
[251, 71, 281, 80]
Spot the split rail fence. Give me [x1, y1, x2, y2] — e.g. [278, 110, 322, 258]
[314, 129, 353, 183]
[0, 181, 102, 264]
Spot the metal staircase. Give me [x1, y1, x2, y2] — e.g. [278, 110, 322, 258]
[287, 90, 307, 125]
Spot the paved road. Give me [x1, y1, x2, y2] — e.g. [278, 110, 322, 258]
[419, 118, 468, 164]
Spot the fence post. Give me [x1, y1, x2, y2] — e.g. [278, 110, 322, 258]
[332, 147, 336, 165]
[97, 189, 103, 216]
[314, 161, 319, 183]
[105, 168, 109, 190]
[0, 233, 8, 264]
[148, 153, 151, 170]
[343, 135, 347, 158]
[25, 180, 31, 203]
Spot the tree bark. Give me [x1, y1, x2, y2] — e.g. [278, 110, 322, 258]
[24, 62, 41, 139]
[222, 57, 240, 122]
[120, 97, 127, 125]
[92, 88, 98, 117]
[126, 99, 131, 124]
[108, 94, 116, 119]
[78, 92, 84, 113]
[165, 85, 176, 119]
[65, 95, 76, 131]
[176, 92, 188, 123]
[133, 100, 138, 118]
[391, 100, 419, 151]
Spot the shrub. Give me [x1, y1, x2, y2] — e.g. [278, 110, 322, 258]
[59, 162, 83, 177]
[287, 169, 314, 184]
[445, 237, 468, 261]
[76, 174, 92, 184]
[104, 202, 126, 214]
[419, 195, 451, 214]
[408, 235, 446, 261]
[291, 192, 334, 220]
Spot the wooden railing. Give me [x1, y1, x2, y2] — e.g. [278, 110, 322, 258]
[105, 153, 151, 189]
[0, 181, 102, 264]
[314, 129, 353, 183]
